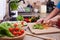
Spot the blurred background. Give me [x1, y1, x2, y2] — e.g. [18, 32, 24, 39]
[0, 0, 60, 22]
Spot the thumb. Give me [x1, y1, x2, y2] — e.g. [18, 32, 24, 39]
[43, 19, 49, 24]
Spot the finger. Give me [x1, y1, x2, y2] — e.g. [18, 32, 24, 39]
[47, 20, 55, 27]
[37, 19, 42, 24]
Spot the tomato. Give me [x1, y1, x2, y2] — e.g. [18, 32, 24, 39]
[13, 31, 17, 35]
[14, 27, 19, 31]
[24, 18, 29, 22]
[14, 23, 18, 27]
[9, 28, 13, 32]
[21, 21, 24, 25]
[17, 31, 22, 35]
[20, 30, 24, 33]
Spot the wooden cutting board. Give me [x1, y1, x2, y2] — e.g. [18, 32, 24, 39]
[28, 23, 60, 35]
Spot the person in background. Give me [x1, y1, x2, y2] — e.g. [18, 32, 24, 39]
[37, 1, 60, 26]
[0, 0, 6, 22]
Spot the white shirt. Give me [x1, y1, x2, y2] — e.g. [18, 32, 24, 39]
[0, 0, 6, 20]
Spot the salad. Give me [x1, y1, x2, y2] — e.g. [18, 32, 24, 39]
[0, 22, 26, 37]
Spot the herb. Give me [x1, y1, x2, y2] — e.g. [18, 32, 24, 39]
[10, 0, 18, 10]
[16, 15, 24, 21]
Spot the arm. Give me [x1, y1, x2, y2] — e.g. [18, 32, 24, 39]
[37, 2, 60, 24]
[45, 8, 60, 20]
[45, 1, 60, 20]
[44, 15, 60, 26]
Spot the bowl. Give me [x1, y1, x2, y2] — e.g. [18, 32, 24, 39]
[0, 31, 25, 40]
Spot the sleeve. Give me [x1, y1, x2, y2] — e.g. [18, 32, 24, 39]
[56, 1, 60, 9]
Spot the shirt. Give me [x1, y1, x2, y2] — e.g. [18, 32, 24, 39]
[0, 0, 6, 20]
[56, 1, 60, 9]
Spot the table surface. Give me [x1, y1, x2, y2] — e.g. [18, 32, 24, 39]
[23, 23, 60, 40]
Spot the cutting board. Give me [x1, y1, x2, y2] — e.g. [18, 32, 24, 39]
[28, 23, 60, 34]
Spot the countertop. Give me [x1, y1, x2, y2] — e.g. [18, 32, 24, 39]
[2, 21, 60, 40]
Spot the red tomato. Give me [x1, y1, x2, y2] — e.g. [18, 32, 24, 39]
[21, 21, 24, 25]
[14, 27, 19, 31]
[20, 30, 24, 33]
[14, 23, 18, 27]
[9, 28, 13, 32]
[13, 31, 17, 35]
[24, 18, 29, 22]
[17, 31, 22, 35]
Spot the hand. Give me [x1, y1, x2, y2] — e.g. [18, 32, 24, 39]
[44, 15, 60, 26]
[44, 19, 56, 26]
[37, 18, 45, 24]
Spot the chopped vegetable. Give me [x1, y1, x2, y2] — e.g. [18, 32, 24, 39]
[33, 24, 44, 30]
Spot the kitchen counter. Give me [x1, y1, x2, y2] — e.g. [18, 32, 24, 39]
[18, 12, 50, 18]
[23, 23, 60, 40]
[23, 33, 60, 40]
[2, 21, 60, 40]
[24, 29, 60, 40]
[18, 12, 40, 17]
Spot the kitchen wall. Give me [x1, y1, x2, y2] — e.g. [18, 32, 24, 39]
[25, 0, 59, 5]
[54, 0, 59, 5]
[0, 0, 59, 20]
[0, 0, 6, 20]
